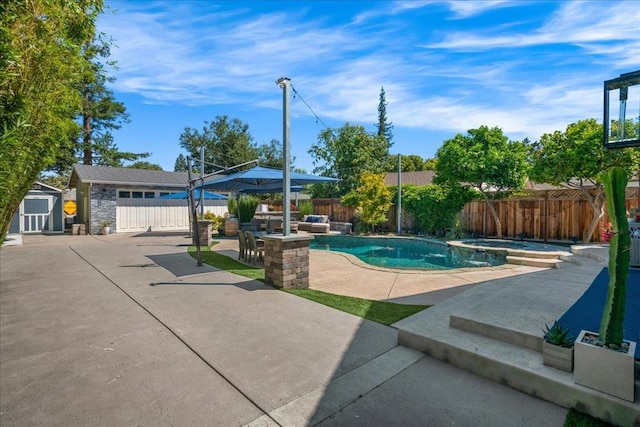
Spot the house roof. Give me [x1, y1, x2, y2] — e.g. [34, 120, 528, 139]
[68, 165, 189, 189]
[384, 170, 436, 186]
[33, 181, 62, 192]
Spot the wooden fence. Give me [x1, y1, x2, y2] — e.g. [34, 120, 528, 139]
[265, 186, 639, 243]
[462, 187, 639, 242]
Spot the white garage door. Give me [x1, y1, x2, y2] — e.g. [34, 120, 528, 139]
[116, 200, 227, 233]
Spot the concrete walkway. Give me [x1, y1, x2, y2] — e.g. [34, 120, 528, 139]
[1, 232, 569, 426]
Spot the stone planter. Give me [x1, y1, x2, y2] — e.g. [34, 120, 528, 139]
[542, 341, 573, 373]
[574, 330, 636, 402]
[101, 226, 110, 235]
[224, 217, 238, 237]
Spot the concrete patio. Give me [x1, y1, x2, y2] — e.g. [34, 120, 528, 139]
[1, 232, 637, 425]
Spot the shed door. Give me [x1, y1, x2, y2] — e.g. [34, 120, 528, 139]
[23, 197, 53, 233]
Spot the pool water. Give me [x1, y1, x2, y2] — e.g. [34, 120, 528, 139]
[310, 235, 506, 270]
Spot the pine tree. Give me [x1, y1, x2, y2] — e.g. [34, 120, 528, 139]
[376, 87, 394, 145]
[174, 154, 188, 172]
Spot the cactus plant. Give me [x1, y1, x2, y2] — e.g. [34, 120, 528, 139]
[599, 167, 631, 347]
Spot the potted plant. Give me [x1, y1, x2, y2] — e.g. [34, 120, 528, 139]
[542, 321, 574, 372]
[574, 168, 636, 402]
[100, 220, 112, 235]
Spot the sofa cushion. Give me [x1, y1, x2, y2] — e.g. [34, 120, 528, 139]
[304, 215, 329, 223]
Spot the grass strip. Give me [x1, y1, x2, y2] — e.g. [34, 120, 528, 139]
[564, 409, 613, 427]
[189, 244, 429, 326]
[188, 245, 265, 282]
[284, 288, 429, 326]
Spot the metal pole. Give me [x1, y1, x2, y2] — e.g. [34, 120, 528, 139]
[200, 146, 205, 219]
[397, 154, 402, 234]
[277, 77, 291, 236]
[187, 157, 203, 266]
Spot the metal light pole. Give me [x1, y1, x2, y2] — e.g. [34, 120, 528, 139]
[397, 153, 402, 234]
[277, 77, 291, 236]
[200, 145, 205, 219]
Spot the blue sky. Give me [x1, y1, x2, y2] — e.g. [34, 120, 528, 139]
[98, 1, 640, 172]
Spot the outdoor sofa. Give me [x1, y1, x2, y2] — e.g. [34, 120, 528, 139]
[297, 215, 330, 233]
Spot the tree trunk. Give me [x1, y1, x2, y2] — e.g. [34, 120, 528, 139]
[581, 185, 605, 242]
[483, 192, 502, 238]
[82, 111, 92, 165]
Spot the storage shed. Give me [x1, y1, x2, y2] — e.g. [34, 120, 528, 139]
[8, 182, 65, 234]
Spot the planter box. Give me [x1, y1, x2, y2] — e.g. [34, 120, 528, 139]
[574, 330, 636, 402]
[543, 341, 573, 372]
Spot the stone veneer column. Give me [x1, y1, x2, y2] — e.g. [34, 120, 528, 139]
[194, 220, 212, 246]
[261, 234, 314, 289]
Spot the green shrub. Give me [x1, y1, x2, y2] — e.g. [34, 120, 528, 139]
[398, 184, 476, 236]
[203, 211, 223, 229]
[238, 195, 260, 223]
[298, 200, 314, 217]
[227, 197, 238, 217]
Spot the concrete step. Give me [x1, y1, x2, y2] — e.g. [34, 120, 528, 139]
[507, 249, 570, 260]
[506, 255, 564, 268]
[397, 317, 640, 426]
[449, 314, 542, 352]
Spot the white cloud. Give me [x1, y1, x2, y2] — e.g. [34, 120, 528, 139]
[427, 1, 640, 50]
[445, 0, 522, 19]
[100, 0, 635, 152]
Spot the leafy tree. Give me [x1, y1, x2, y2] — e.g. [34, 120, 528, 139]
[1, 0, 103, 240]
[435, 126, 529, 238]
[174, 154, 188, 172]
[126, 161, 163, 171]
[376, 87, 393, 145]
[529, 118, 639, 241]
[256, 138, 296, 169]
[394, 184, 476, 235]
[179, 115, 258, 173]
[308, 123, 391, 197]
[384, 154, 426, 172]
[423, 157, 437, 170]
[38, 174, 70, 191]
[343, 173, 391, 233]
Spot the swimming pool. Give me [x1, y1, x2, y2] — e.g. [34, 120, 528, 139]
[309, 235, 507, 270]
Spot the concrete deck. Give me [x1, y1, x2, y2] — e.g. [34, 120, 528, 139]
[0, 232, 572, 426]
[0, 233, 640, 426]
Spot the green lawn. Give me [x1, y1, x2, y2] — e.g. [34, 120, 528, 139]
[284, 288, 429, 326]
[188, 245, 265, 282]
[188, 244, 429, 325]
[564, 409, 614, 427]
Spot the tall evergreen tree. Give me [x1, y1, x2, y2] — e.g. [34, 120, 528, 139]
[47, 35, 147, 172]
[376, 87, 393, 145]
[174, 154, 188, 172]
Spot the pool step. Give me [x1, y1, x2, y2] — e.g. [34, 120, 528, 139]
[506, 256, 564, 268]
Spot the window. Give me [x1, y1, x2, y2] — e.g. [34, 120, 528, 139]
[117, 189, 168, 199]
